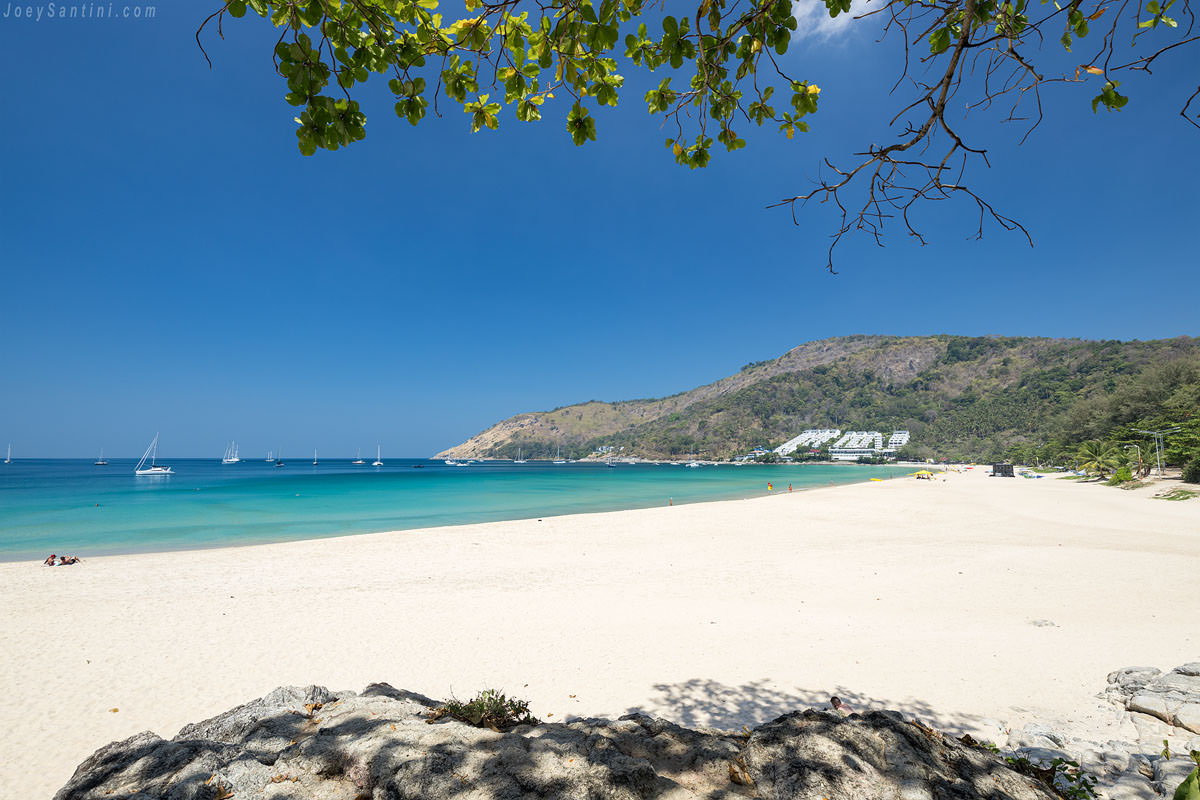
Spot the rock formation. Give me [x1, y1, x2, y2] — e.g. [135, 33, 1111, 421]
[56, 684, 1062, 800]
[1106, 664, 1200, 735]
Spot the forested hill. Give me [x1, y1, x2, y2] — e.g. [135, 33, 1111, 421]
[437, 335, 1200, 463]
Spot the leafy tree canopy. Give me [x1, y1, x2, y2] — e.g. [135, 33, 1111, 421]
[201, 0, 1198, 266]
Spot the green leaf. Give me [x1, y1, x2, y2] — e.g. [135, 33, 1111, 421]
[1175, 767, 1200, 800]
[929, 26, 952, 54]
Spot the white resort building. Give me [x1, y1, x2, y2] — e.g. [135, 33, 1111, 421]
[773, 429, 842, 456]
[828, 430, 910, 461]
[756, 428, 912, 461]
[763, 428, 914, 461]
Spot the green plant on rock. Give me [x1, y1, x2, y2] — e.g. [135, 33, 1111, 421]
[1173, 750, 1200, 800]
[428, 689, 540, 731]
[1004, 754, 1097, 800]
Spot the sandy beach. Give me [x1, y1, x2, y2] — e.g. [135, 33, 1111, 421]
[3, 468, 1198, 799]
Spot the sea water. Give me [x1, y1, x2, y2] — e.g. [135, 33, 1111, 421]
[0, 459, 902, 561]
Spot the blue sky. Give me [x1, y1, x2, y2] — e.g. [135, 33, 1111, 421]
[1, 0, 1197, 457]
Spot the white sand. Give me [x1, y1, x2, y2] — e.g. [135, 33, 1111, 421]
[2, 469, 1198, 799]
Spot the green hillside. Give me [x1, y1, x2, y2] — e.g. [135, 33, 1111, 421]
[438, 335, 1200, 464]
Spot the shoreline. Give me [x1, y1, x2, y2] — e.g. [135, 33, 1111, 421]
[6, 470, 888, 564]
[1, 462, 909, 564]
[3, 469, 1197, 798]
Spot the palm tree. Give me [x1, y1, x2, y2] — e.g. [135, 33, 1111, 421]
[1076, 440, 1122, 478]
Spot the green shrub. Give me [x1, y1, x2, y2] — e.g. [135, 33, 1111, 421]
[1107, 466, 1134, 486]
[429, 689, 540, 730]
[1183, 457, 1200, 485]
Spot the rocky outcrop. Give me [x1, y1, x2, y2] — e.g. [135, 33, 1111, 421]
[1106, 664, 1200, 734]
[743, 709, 1058, 800]
[56, 684, 1064, 800]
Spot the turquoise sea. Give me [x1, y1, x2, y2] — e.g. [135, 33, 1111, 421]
[0, 459, 903, 561]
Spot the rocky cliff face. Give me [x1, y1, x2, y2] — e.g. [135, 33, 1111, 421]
[55, 683, 1065, 800]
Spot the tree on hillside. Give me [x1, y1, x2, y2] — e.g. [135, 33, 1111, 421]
[200, 0, 1197, 269]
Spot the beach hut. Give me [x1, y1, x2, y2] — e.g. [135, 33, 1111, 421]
[991, 463, 1015, 477]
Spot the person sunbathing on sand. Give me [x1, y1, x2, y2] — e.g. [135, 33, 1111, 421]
[44, 554, 56, 566]
[830, 696, 854, 715]
[59, 555, 80, 565]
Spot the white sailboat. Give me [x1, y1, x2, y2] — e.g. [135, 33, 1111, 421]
[513, 446, 527, 464]
[352, 448, 366, 465]
[95, 448, 108, 466]
[134, 434, 173, 476]
[313, 448, 318, 466]
[372, 444, 383, 467]
[222, 441, 240, 464]
[553, 444, 567, 464]
[4, 443, 10, 464]
[265, 450, 274, 462]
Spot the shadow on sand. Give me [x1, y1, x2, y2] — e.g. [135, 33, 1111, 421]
[622, 677, 1002, 737]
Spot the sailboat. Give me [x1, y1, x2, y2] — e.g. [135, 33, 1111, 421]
[4, 443, 11, 464]
[553, 444, 567, 464]
[134, 433, 173, 476]
[313, 448, 318, 466]
[265, 450, 274, 462]
[352, 448, 365, 465]
[94, 448, 108, 466]
[222, 441, 240, 464]
[275, 448, 285, 468]
[513, 446, 527, 464]
[372, 444, 383, 467]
